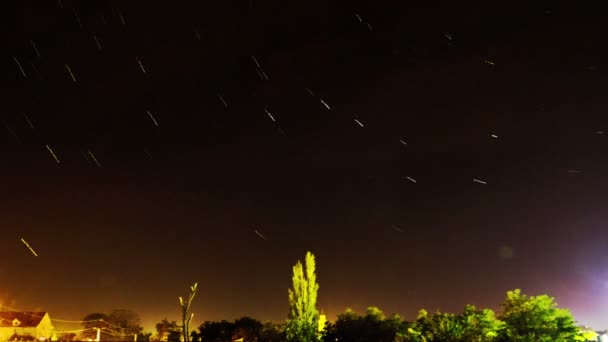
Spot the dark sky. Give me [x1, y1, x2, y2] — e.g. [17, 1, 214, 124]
[3, 0, 608, 332]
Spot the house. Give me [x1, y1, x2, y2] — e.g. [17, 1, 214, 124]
[0, 312, 55, 342]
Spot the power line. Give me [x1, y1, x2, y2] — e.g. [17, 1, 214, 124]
[54, 328, 98, 334]
[54, 317, 101, 323]
[0, 304, 100, 323]
[0, 303, 141, 335]
[97, 320, 134, 331]
[100, 328, 133, 337]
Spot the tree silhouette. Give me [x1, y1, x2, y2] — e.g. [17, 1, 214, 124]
[195, 320, 235, 342]
[155, 319, 180, 341]
[323, 307, 406, 342]
[107, 309, 144, 341]
[80, 313, 108, 341]
[234, 317, 263, 342]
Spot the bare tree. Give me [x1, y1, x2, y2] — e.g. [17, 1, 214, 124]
[179, 283, 198, 342]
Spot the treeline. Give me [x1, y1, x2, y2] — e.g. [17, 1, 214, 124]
[176, 289, 595, 342]
[191, 318, 283, 342]
[321, 290, 596, 342]
[72, 252, 597, 342]
[58, 310, 146, 341]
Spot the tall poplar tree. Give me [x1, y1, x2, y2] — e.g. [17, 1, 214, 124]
[286, 251, 320, 342]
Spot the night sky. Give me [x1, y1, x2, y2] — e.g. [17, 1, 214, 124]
[3, 0, 608, 332]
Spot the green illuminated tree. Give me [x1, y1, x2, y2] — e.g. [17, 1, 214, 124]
[498, 289, 583, 342]
[428, 312, 465, 342]
[179, 283, 198, 342]
[402, 306, 503, 342]
[404, 309, 432, 342]
[320, 321, 337, 342]
[461, 305, 504, 342]
[285, 251, 320, 342]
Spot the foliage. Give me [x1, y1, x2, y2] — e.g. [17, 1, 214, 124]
[168, 330, 183, 342]
[461, 305, 504, 342]
[155, 319, 181, 341]
[80, 312, 109, 340]
[80, 310, 143, 341]
[179, 282, 199, 342]
[195, 320, 235, 342]
[193, 318, 281, 342]
[315, 290, 587, 342]
[429, 312, 465, 342]
[259, 322, 285, 342]
[107, 309, 144, 338]
[320, 322, 337, 342]
[577, 327, 599, 341]
[400, 309, 430, 342]
[286, 251, 320, 342]
[401, 306, 504, 342]
[138, 332, 153, 342]
[498, 289, 583, 342]
[322, 307, 407, 342]
[234, 317, 263, 341]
